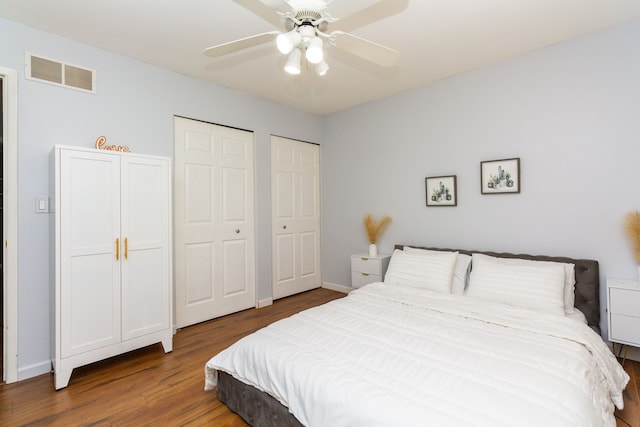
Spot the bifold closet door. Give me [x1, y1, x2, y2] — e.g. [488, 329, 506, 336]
[271, 136, 321, 300]
[174, 117, 255, 328]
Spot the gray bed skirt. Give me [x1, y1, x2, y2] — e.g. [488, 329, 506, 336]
[217, 370, 303, 427]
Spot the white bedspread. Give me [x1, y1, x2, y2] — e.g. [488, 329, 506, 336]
[205, 282, 629, 427]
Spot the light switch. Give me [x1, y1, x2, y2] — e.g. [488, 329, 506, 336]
[35, 197, 49, 213]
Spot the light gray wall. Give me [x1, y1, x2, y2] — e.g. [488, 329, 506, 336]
[3, 14, 640, 381]
[322, 19, 640, 337]
[0, 17, 323, 379]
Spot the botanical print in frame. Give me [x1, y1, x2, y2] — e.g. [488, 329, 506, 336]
[481, 158, 520, 194]
[426, 175, 457, 206]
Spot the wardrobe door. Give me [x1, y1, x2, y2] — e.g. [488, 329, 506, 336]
[58, 149, 121, 357]
[120, 156, 171, 340]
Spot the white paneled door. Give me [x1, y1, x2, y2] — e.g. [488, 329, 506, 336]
[271, 136, 321, 300]
[174, 117, 255, 328]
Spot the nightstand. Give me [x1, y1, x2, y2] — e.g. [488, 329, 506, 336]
[607, 278, 640, 356]
[351, 253, 391, 288]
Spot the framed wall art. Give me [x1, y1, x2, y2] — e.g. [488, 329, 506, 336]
[426, 175, 457, 206]
[481, 158, 520, 194]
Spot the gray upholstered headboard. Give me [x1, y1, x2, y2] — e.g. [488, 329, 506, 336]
[396, 245, 601, 334]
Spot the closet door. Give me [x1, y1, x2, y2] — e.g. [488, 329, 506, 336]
[58, 149, 121, 357]
[120, 156, 171, 340]
[174, 117, 255, 328]
[271, 136, 321, 300]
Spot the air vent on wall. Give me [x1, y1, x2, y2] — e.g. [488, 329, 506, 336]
[25, 52, 96, 94]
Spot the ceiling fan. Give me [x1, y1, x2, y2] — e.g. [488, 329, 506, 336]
[203, 0, 399, 76]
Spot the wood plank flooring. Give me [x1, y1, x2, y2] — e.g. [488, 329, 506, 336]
[618, 357, 640, 427]
[1, 287, 639, 426]
[1, 288, 345, 426]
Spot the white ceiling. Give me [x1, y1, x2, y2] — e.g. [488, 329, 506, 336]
[1, 0, 639, 115]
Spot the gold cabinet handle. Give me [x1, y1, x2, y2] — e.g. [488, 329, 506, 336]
[124, 237, 128, 259]
[115, 238, 120, 261]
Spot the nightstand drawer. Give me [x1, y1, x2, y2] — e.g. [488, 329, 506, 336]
[610, 314, 640, 345]
[351, 272, 382, 288]
[609, 288, 640, 317]
[350, 253, 391, 289]
[351, 256, 384, 275]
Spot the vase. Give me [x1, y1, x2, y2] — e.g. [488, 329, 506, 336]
[369, 244, 377, 257]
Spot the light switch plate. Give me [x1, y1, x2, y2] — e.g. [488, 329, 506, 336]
[35, 196, 49, 213]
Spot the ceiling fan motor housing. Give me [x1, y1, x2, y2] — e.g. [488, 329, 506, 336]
[284, 9, 328, 32]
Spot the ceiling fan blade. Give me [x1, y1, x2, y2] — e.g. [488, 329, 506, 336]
[233, 0, 290, 27]
[256, 0, 292, 13]
[203, 31, 279, 57]
[326, 0, 385, 20]
[330, 31, 399, 67]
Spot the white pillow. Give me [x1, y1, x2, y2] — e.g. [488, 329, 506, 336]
[467, 254, 576, 313]
[467, 253, 566, 315]
[384, 249, 458, 294]
[403, 247, 471, 295]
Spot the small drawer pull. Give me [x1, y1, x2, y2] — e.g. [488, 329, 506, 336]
[361, 273, 369, 276]
[361, 257, 369, 261]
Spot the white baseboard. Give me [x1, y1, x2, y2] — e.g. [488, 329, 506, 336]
[18, 360, 52, 381]
[257, 298, 273, 308]
[322, 282, 353, 294]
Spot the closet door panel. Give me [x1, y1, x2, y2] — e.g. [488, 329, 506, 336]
[271, 137, 321, 299]
[174, 117, 255, 328]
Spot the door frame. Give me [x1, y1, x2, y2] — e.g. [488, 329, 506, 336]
[1, 66, 18, 383]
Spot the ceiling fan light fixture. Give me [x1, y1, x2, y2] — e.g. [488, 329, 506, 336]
[203, 1, 400, 80]
[305, 36, 324, 64]
[276, 30, 302, 54]
[284, 48, 302, 75]
[314, 60, 329, 76]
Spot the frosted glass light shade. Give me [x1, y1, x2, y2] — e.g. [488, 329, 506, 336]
[305, 37, 324, 64]
[314, 60, 329, 76]
[276, 30, 302, 54]
[284, 49, 302, 75]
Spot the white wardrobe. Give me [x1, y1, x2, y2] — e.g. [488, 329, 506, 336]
[51, 146, 173, 390]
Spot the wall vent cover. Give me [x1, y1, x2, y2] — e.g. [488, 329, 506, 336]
[25, 52, 96, 94]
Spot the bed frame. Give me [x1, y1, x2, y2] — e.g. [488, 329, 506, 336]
[215, 245, 600, 426]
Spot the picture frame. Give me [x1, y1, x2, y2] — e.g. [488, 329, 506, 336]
[425, 175, 457, 206]
[480, 158, 520, 194]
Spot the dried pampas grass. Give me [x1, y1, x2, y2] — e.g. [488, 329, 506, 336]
[624, 211, 640, 263]
[364, 215, 391, 244]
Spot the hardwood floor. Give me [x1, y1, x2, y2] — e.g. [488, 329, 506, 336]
[0, 288, 345, 426]
[1, 287, 639, 426]
[617, 357, 640, 427]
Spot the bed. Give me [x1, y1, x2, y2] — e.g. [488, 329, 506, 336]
[204, 245, 629, 427]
